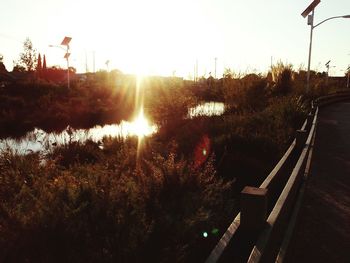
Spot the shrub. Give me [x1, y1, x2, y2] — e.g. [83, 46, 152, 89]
[0, 140, 233, 262]
[271, 62, 293, 95]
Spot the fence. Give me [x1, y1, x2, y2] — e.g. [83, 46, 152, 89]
[206, 90, 350, 263]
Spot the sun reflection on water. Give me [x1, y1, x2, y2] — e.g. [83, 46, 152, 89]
[124, 109, 157, 138]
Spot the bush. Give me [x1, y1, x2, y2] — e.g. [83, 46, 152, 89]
[271, 62, 293, 95]
[0, 139, 233, 262]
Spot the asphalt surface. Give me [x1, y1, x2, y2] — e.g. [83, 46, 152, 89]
[288, 102, 350, 263]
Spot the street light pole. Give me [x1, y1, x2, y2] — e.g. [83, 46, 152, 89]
[302, 0, 350, 92]
[49, 36, 72, 88]
[67, 49, 69, 88]
[61, 37, 72, 88]
[313, 15, 350, 28]
[305, 14, 350, 92]
[306, 10, 314, 92]
[64, 45, 70, 89]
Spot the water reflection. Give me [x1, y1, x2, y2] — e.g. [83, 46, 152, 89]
[189, 102, 225, 118]
[0, 117, 157, 153]
[126, 109, 156, 138]
[0, 102, 225, 153]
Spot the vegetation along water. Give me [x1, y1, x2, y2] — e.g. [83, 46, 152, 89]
[1, 54, 347, 262]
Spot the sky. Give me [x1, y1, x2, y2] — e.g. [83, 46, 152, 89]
[1, 0, 350, 78]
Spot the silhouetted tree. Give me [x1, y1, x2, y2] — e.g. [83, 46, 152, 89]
[42, 54, 47, 77]
[36, 53, 42, 78]
[0, 54, 7, 72]
[14, 38, 37, 72]
[43, 55, 47, 70]
[37, 53, 42, 71]
[12, 63, 26, 72]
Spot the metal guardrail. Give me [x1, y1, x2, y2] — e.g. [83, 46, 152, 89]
[247, 108, 318, 263]
[275, 117, 317, 263]
[315, 90, 350, 107]
[206, 90, 350, 263]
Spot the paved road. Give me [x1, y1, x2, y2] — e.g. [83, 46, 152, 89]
[288, 102, 350, 263]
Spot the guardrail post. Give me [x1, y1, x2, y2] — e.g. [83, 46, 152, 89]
[311, 103, 316, 115]
[307, 113, 314, 130]
[241, 186, 268, 234]
[296, 130, 307, 149]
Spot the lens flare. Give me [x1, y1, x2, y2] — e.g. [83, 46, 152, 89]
[194, 135, 211, 168]
[211, 228, 219, 235]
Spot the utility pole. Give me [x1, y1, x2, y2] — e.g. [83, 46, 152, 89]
[325, 60, 330, 85]
[194, 64, 196, 82]
[85, 51, 88, 73]
[93, 51, 96, 73]
[347, 65, 350, 89]
[214, 57, 217, 79]
[271, 56, 273, 70]
[194, 59, 198, 82]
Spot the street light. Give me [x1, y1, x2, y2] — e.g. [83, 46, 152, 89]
[313, 15, 350, 28]
[49, 36, 72, 88]
[301, 0, 350, 92]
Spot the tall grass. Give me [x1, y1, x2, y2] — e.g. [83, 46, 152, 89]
[0, 63, 342, 261]
[0, 138, 233, 262]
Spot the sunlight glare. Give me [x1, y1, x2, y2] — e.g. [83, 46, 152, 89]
[127, 109, 156, 138]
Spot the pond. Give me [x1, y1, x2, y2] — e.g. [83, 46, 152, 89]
[188, 102, 225, 118]
[0, 102, 225, 153]
[0, 117, 156, 154]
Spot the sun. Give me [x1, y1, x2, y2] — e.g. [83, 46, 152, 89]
[128, 109, 156, 138]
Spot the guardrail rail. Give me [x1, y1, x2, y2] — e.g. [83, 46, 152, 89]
[206, 90, 350, 263]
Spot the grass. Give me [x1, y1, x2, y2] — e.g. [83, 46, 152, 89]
[0, 138, 233, 262]
[0, 63, 345, 262]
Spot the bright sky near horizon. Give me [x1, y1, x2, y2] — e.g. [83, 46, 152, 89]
[1, 0, 349, 78]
